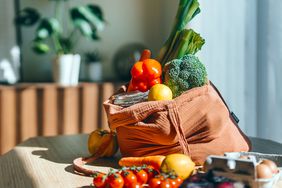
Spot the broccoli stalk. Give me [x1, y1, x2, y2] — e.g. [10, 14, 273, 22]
[164, 54, 208, 98]
[157, 0, 202, 66]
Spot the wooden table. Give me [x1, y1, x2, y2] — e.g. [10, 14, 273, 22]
[0, 135, 281, 188]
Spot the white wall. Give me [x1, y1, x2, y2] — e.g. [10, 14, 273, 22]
[190, 0, 253, 135]
[257, 0, 282, 143]
[190, 0, 282, 144]
[0, 0, 16, 61]
[20, 0, 178, 82]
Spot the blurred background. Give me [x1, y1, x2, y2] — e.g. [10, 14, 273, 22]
[0, 0, 281, 153]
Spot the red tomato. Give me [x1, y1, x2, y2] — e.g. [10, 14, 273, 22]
[142, 59, 162, 80]
[149, 177, 162, 188]
[93, 173, 107, 188]
[131, 61, 144, 79]
[160, 180, 171, 188]
[168, 178, 178, 188]
[108, 173, 124, 188]
[175, 177, 183, 186]
[133, 183, 142, 188]
[133, 169, 148, 185]
[144, 166, 159, 182]
[121, 170, 138, 188]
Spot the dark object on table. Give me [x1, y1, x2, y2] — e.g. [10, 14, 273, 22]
[180, 172, 246, 188]
[113, 43, 147, 81]
[110, 91, 148, 107]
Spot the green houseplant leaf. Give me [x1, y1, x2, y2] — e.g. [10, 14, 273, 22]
[87, 5, 105, 21]
[32, 41, 50, 54]
[35, 18, 61, 40]
[70, 5, 105, 33]
[58, 37, 73, 54]
[15, 8, 41, 26]
[16, 2, 105, 55]
[73, 19, 93, 38]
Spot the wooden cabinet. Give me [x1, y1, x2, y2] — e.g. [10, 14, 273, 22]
[0, 82, 122, 154]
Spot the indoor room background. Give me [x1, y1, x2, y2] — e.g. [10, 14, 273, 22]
[0, 0, 281, 146]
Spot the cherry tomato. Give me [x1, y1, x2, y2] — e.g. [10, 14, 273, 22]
[149, 177, 162, 188]
[93, 173, 107, 188]
[131, 61, 144, 79]
[142, 59, 162, 80]
[144, 166, 159, 182]
[133, 183, 142, 188]
[168, 178, 178, 188]
[160, 180, 171, 188]
[108, 173, 124, 188]
[133, 169, 148, 185]
[121, 170, 138, 188]
[175, 177, 183, 186]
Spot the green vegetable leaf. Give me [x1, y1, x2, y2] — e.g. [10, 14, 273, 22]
[15, 8, 41, 26]
[185, 29, 205, 55]
[160, 29, 204, 63]
[158, 0, 202, 65]
[176, 0, 200, 32]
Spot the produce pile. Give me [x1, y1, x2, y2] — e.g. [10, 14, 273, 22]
[79, 130, 280, 188]
[110, 0, 207, 105]
[73, 0, 280, 187]
[92, 154, 194, 188]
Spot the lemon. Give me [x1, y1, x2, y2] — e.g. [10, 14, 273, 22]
[160, 154, 195, 179]
[148, 84, 173, 101]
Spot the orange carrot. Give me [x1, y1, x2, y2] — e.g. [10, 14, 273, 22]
[139, 49, 151, 61]
[118, 155, 165, 170]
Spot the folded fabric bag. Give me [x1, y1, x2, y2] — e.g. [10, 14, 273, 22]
[104, 82, 251, 165]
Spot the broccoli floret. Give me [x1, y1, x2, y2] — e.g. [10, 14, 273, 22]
[164, 54, 208, 98]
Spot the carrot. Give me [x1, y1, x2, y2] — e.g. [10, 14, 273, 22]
[118, 155, 165, 170]
[139, 49, 151, 61]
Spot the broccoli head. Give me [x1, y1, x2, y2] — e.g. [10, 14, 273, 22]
[164, 54, 208, 98]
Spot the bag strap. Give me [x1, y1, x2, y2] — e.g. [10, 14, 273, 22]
[73, 156, 100, 176]
[167, 102, 191, 156]
[210, 81, 252, 151]
[209, 81, 239, 124]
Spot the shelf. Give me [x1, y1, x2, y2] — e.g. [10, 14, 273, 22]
[0, 82, 123, 154]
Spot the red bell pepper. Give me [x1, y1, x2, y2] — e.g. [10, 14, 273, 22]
[128, 56, 162, 92]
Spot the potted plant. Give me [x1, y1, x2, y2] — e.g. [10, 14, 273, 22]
[85, 51, 103, 81]
[15, 0, 105, 86]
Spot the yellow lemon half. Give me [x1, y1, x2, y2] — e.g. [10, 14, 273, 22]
[160, 153, 195, 179]
[148, 84, 173, 101]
